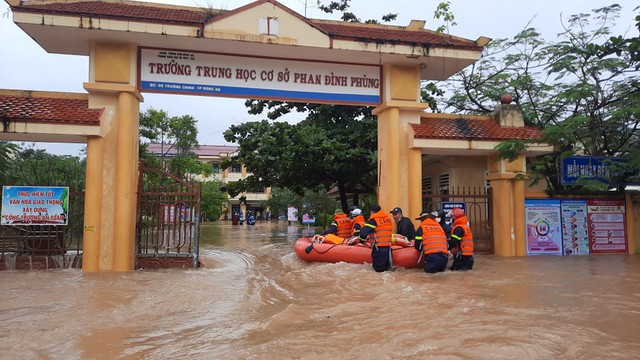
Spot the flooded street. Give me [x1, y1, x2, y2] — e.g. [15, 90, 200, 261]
[1, 221, 639, 359]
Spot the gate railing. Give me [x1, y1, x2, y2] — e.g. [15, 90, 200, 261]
[0, 191, 84, 270]
[423, 186, 493, 254]
[136, 162, 201, 269]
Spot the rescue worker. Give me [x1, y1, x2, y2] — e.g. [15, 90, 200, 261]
[414, 210, 449, 273]
[449, 208, 474, 271]
[357, 205, 393, 272]
[350, 207, 366, 238]
[390, 207, 415, 241]
[321, 209, 352, 238]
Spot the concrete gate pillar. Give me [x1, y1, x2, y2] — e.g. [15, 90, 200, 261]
[373, 64, 427, 226]
[486, 155, 527, 256]
[82, 43, 142, 271]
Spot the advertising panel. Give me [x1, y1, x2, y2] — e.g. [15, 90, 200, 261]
[287, 206, 298, 222]
[1, 186, 69, 225]
[560, 200, 589, 255]
[525, 199, 562, 255]
[139, 48, 381, 105]
[587, 199, 627, 253]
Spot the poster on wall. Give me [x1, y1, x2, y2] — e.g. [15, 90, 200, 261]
[560, 200, 589, 255]
[587, 199, 627, 253]
[525, 199, 563, 255]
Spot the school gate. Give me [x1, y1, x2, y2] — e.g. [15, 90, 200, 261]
[3, 0, 556, 270]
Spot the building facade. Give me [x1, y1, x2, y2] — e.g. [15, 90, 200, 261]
[146, 143, 271, 220]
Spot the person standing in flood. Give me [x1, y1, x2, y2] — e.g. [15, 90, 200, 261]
[357, 205, 393, 272]
[449, 208, 474, 271]
[414, 210, 449, 273]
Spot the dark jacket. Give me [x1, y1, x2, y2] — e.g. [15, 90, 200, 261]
[396, 216, 415, 240]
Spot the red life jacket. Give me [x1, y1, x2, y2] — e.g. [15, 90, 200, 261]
[417, 218, 448, 255]
[452, 216, 474, 256]
[365, 210, 393, 247]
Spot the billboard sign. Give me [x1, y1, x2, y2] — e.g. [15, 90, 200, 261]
[139, 48, 381, 105]
[1, 186, 69, 225]
[561, 156, 627, 185]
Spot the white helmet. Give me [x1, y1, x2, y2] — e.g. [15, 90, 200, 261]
[351, 208, 363, 216]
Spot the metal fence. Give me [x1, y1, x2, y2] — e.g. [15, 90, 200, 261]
[136, 162, 201, 269]
[423, 186, 493, 254]
[0, 191, 84, 270]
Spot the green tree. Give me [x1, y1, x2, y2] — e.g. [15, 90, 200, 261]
[0, 141, 18, 184]
[224, 103, 377, 211]
[200, 180, 228, 221]
[4, 145, 86, 191]
[139, 108, 230, 219]
[433, 5, 640, 191]
[139, 108, 209, 176]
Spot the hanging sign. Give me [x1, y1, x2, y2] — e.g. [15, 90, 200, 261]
[139, 48, 381, 105]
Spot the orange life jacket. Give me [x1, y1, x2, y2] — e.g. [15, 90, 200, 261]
[452, 216, 474, 256]
[352, 215, 365, 236]
[417, 218, 448, 255]
[334, 213, 353, 238]
[365, 210, 393, 247]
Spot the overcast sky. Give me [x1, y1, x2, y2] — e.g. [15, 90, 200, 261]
[1, 0, 637, 155]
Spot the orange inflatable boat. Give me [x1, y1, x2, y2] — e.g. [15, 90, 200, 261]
[293, 236, 425, 269]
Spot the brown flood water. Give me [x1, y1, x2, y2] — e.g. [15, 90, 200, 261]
[1, 221, 639, 360]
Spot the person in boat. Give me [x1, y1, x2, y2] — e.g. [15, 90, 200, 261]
[390, 207, 415, 242]
[321, 209, 353, 238]
[414, 210, 449, 273]
[350, 207, 366, 239]
[448, 208, 474, 271]
[357, 205, 394, 272]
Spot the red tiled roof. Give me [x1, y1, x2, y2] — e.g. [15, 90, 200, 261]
[0, 94, 103, 126]
[412, 116, 543, 141]
[147, 143, 238, 157]
[310, 20, 479, 49]
[13, 1, 212, 25]
[12, 0, 479, 49]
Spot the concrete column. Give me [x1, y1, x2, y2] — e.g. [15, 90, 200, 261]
[487, 154, 528, 256]
[372, 64, 428, 213]
[490, 177, 514, 256]
[112, 91, 139, 271]
[83, 42, 142, 271]
[82, 136, 103, 271]
[512, 178, 526, 256]
[407, 147, 423, 227]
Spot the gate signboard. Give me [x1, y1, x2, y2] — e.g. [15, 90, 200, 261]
[1, 186, 69, 225]
[139, 48, 381, 105]
[587, 199, 627, 253]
